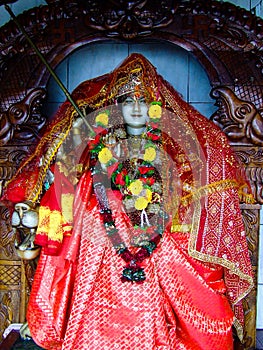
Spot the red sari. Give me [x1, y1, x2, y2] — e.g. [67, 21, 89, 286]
[27, 172, 235, 350]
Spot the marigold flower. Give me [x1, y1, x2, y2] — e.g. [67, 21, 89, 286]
[135, 196, 148, 210]
[128, 179, 143, 195]
[145, 188, 152, 202]
[143, 147, 156, 162]
[98, 147, 112, 164]
[148, 104, 162, 119]
[95, 112, 109, 127]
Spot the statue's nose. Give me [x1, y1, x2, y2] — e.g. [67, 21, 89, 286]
[18, 206, 25, 218]
[132, 100, 141, 113]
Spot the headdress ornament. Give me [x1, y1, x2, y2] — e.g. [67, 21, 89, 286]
[107, 54, 160, 103]
[115, 68, 144, 98]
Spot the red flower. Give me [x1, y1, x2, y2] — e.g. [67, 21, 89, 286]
[121, 249, 133, 262]
[93, 126, 106, 135]
[88, 139, 98, 150]
[146, 226, 156, 234]
[115, 173, 126, 186]
[146, 131, 161, 141]
[138, 166, 155, 174]
[102, 212, 113, 223]
[148, 122, 159, 129]
[141, 177, 155, 186]
[135, 248, 150, 262]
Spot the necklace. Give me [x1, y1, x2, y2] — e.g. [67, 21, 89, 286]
[127, 135, 143, 158]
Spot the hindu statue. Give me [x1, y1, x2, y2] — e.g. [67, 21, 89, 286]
[2, 53, 254, 350]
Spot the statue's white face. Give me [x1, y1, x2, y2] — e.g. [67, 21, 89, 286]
[122, 94, 149, 130]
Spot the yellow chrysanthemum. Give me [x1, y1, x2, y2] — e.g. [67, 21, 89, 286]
[98, 147, 112, 164]
[135, 196, 148, 210]
[148, 104, 162, 119]
[128, 179, 143, 195]
[144, 147, 156, 162]
[145, 188, 152, 202]
[95, 112, 109, 126]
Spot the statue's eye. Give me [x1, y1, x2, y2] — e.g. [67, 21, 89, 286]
[124, 97, 134, 105]
[138, 97, 146, 104]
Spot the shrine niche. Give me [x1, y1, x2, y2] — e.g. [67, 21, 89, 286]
[0, 1, 262, 349]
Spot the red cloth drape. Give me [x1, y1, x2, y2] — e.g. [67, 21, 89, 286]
[28, 172, 235, 350]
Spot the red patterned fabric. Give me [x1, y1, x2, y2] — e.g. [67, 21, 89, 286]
[28, 174, 235, 350]
[2, 53, 254, 349]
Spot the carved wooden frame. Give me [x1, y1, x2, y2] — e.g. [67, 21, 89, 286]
[0, 1, 262, 349]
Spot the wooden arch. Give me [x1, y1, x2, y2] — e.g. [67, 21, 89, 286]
[0, 1, 262, 349]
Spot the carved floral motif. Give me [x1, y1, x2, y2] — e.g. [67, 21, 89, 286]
[211, 86, 263, 146]
[245, 167, 263, 204]
[81, 0, 177, 38]
[241, 208, 260, 257]
[0, 207, 16, 258]
[231, 147, 263, 203]
[0, 88, 46, 146]
[234, 147, 263, 166]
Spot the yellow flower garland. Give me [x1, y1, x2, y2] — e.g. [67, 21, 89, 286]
[148, 104, 162, 119]
[95, 112, 109, 127]
[144, 147, 156, 162]
[95, 102, 162, 215]
[128, 179, 143, 195]
[98, 147, 113, 164]
[135, 196, 149, 210]
[145, 188, 152, 202]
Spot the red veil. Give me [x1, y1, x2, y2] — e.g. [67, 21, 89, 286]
[3, 53, 254, 348]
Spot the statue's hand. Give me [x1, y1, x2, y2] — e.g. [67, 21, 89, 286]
[72, 117, 84, 147]
[103, 133, 121, 158]
[73, 116, 84, 129]
[20, 322, 32, 340]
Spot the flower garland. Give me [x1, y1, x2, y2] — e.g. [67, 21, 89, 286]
[90, 102, 167, 283]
